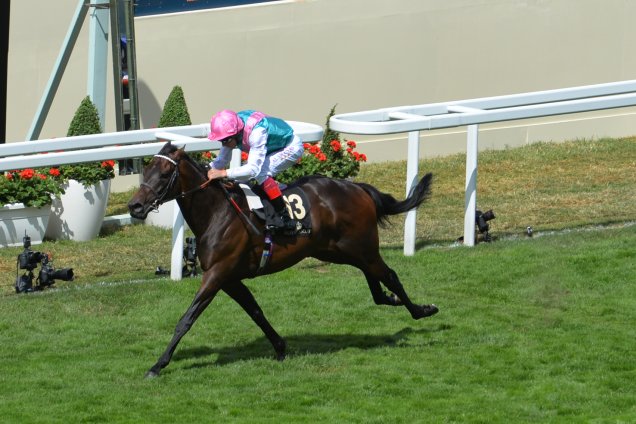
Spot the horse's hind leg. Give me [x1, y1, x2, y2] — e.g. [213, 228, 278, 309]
[363, 271, 402, 306]
[223, 281, 286, 361]
[365, 257, 438, 320]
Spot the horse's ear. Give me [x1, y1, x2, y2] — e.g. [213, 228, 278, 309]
[178, 145, 186, 152]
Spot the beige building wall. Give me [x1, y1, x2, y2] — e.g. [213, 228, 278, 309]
[7, 0, 636, 165]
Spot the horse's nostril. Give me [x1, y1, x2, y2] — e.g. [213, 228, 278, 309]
[128, 202, 142, 215]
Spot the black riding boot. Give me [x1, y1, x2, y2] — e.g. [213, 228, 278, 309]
[268, 195, 299, 233]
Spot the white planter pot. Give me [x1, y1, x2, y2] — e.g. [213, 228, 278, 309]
[144, 199, 188, 230]
[0, 203, 51, 248]
[45, 179, 111, 241]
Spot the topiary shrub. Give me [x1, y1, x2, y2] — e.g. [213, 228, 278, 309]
[59, 96, 115, 187]
[158, 86, 192, 127]
[151, 86, 214, 165]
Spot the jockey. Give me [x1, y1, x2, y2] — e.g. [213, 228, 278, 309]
[206, 109, 303, 233]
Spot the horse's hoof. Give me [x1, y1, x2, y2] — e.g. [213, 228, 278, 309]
[414, 304, 439, 319]
[275, 352, 286, 362]
[424, 304, 439, 317]
[145, 369, 160, 379]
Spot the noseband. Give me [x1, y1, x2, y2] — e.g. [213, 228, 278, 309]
[140, 154, 181, 211]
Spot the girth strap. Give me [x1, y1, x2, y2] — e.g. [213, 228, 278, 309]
[257, 232, 274, 274]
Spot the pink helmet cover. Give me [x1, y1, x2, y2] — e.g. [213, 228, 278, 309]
[208, 109, 244, 141]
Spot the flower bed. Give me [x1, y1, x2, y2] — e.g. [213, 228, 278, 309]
[0, 168, 65, 208]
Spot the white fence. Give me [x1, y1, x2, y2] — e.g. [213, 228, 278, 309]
[329, 80, 636, 254]
[0, 121, 324, 279]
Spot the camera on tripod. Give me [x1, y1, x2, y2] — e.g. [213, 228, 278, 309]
[475, 209, 496, 242]
[182, 236, 198, 277]
[15, 234, 74, 293]
[154, 236, 199, 278]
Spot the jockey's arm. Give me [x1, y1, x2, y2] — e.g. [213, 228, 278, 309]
[225, 127, 268, 182]
[210, 145, 232, 170]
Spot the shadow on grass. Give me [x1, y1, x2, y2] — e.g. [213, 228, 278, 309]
[172, 324, 451, 370]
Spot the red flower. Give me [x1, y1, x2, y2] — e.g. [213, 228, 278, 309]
[202, 151, 212, 160]
[101, 160, 115, 169]
[318, 153, 327, 162]
[5, 173, 13, 180]
[37, 173, 47, 180]
[346, 140, 357, 148]
[330, 140, 341, 152]
[352, 152, 367, 162]
[241, 151, 249, 162]
[309, 144, 321, 155]
[49, 168, 61, 177]
[303, 143, 312, 150]
[19, 169, 35, 180]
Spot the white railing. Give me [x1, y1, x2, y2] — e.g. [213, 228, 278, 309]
[0, 121, 324, 280]
[329, 80, 636, 254]
[0, 121, 324, 170]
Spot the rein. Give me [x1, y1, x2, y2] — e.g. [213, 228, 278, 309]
[142, 154, 211, 211]
[147, 153, 261, 236]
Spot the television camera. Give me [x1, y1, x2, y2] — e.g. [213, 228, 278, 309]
[154, 236, 199, 277]
[475, 209, 496, 242]
[182, 236, 198, 277]
[15, 234, 74, 293]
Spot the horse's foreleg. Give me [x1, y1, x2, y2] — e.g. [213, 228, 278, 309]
[363, 271, 403, 306]
[145, 285, 219, 378]
[223, 281, 286, 361]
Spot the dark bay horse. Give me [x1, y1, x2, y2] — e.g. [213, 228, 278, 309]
[128, 142, 438, 378]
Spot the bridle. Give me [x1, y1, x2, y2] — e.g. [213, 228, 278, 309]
[141, 154, 212, 211]
[143, 152, 261, 236]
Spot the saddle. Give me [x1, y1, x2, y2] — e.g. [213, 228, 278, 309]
[231, 182, 312, 274]
[238, 183, 312, 237]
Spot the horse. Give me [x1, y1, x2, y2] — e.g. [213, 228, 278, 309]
[128, 142, 439, 378]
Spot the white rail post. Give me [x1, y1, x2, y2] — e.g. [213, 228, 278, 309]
[170, 203, 185, 281]
[463, 124, 479, 246]
[404, 130, 420, 255]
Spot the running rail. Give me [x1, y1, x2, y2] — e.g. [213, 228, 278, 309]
[329, 80, 636, 253]
[0, 121, 324, 280]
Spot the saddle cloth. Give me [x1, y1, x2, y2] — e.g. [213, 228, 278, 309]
[238, 183, 312, 236]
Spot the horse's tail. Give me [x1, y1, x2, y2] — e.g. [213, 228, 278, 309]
[356, 173, 432, 226]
